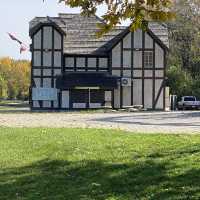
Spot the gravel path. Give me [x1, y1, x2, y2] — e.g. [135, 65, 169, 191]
[0, 110, 200, 133]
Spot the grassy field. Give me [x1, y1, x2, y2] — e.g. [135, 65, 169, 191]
[0, 128, 200, 200]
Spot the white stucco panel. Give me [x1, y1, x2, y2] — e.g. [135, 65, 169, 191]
[43, 101, 51, 108]
[43, 78, 51, 88]
[54, 30, 61, 49]
[65, 57, 74, 67]
[114, 89, 120, 108]
[155, 44, 164, 68]
[88, 58, 96, 68]
[43, 26, 52, 49]
[61, 91, 69, 108]
[43, 69, 52, 76]
[43, 52, 52, 67]
[123, 33, 131, 48]
[33, 30, 41, 49]
[33, 101, 40, 108]
[144, 79, 152, 109]
[77, 57, 85, 68]
[134, 29, 142, 48]
[33, 51, 41, 66]
[33, 69, 41, 76]
[123, 51, 131, 68]
[134, 70, 142, 77]
[123, 86, 131, 107]
[123, 70, 131, 77]
[145, 33, 153, 49]
[155, 70, 164, 77]
[33, 78, 40, 87]
[144, 70, 153, 77]
[133, 79, 142, 105]
[54, 52, 62, 67]
[112, 43, 121, 68]
[99, 58, 108, 68]
[133, 51, 142, 68]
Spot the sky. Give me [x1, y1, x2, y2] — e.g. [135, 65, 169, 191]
[0, 0, 99, 60]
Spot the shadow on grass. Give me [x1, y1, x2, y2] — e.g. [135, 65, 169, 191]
[0, 158, 200, 200]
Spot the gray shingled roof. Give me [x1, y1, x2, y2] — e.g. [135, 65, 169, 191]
[30, 13, 169, 55]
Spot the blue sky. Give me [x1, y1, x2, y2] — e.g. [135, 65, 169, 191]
[0, 0, 96, 60]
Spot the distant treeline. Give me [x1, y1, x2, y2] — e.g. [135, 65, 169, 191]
[167, 0, 200, 99]
[0, 57, 30, 100]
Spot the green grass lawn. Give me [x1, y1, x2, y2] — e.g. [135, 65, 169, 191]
[0, 128, 200, 200]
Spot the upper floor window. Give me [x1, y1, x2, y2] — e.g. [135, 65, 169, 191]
[144, 51, 153, 68]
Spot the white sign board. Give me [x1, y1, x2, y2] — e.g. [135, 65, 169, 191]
[32, 88, 58, 101]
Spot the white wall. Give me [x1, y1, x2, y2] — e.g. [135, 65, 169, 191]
[155, 44, 164, 68]
[112, 43, 121, 68]
[144, 80, 152, 109]
[133, 79, 142, 105]
[61, 91, 69, 108]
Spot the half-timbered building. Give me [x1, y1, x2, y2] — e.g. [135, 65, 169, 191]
[29, 13, 169, 110]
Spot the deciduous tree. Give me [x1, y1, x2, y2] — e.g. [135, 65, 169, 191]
[59, 0, 175, 35]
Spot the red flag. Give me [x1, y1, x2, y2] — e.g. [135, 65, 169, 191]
[7, 32, 28, 54]
[20, 45, 27, 54]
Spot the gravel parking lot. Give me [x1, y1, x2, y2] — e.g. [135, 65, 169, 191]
[0, 110, 200, 133]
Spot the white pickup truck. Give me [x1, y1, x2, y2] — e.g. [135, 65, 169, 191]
[178, 96, 200, 110]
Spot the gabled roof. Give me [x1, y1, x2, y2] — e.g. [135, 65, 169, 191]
[29, 13, 169, 55]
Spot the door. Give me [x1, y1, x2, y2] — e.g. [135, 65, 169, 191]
[70, 89, 105, 109]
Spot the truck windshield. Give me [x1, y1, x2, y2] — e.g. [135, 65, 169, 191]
[184, 97, 195, 101]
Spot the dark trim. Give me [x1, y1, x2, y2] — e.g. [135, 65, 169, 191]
[111, 89, 114, 109]
[107, 26, 169, 53]
[64, 54, 109, 58]
[142, 31, 145, 107]
[33, 49, 61, 52]
[124, 48, 154, 51]
[112, 67, 164, 70]
[30, 34, 34, 109]
[96, 57, 99, 72]
[133, 77, 164, 79]
[51, 27, 54, 108]
[30, 22, 66, 37]
[33, 66, 61, 69]
[85, 57, 88, 72]
[64, 67, 108, 71]
[120, 41, 123, 108]
[147, 28, 169, 51]
[41, 27, 44, 90]
[131, 32, 134, 105]
[163, 49, 167, 110]
[152, 40, 156, 109]
[74, 57, 77, 72]
[61, 33, 64, 75]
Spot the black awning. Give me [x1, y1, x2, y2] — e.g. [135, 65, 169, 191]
[56, 72, 119, 90]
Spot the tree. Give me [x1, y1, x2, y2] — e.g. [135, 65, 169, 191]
[167, 65, 193, 98]
[168, 0, 200, 72]
[59, 0, 175, 35]
[0, 57, 30, 100]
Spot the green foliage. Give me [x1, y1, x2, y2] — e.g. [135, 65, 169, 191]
[0, 57, 30, 100]
[1, 127, 200, 199]
[167, 65, 193, 98]
[167, 65, 200, 99]
[0, 75, 7, 99]
[60, 0, 175, 36]
[167, 0, 200, 98]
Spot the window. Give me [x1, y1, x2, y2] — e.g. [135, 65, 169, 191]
[144, 51, 153, 68]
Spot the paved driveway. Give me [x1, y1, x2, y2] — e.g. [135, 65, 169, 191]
[0, 110, 200, 133]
